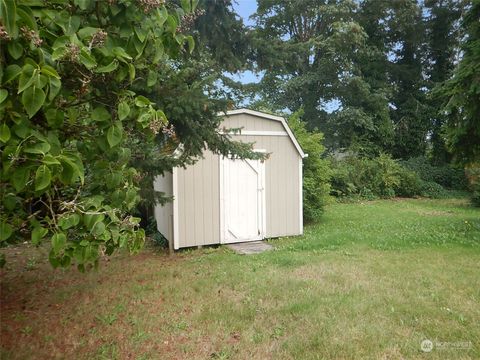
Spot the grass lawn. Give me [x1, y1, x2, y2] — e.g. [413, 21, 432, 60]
[1, 197, 479, 359]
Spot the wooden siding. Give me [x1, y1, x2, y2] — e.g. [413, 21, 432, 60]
[176, 149, 220, 248]
[222, 113, 285, 132]
[153, 172, 173, 241]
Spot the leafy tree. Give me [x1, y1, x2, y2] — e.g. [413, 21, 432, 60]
[251, 0, 394, 155]
[0, 0, 256, 269]
[437, 0, 480, 165]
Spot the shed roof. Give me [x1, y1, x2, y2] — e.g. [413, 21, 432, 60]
[224, 109, 307, 158]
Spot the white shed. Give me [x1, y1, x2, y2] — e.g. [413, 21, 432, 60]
[154, 109, 306, 250]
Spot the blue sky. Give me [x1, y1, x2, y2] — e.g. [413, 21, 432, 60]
[232, 0, 257, 26]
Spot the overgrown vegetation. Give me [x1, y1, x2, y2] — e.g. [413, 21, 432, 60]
[330, 154, 469, 201]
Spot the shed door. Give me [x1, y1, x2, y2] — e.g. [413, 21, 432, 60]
[221, 157, 265, 243]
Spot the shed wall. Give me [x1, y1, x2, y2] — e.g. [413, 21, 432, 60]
[176, 149, 220, 248]
[153, 172, 173, 241]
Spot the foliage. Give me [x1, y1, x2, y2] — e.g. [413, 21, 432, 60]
[0, 0, 257, 269]
[252, 0, 394, 154]
[436, 1, 480, 165]
[144, 216, 167, 248]
[287, 110, 331, 222]
[330, 154, 422, 199]
[466, 165, 480, 207]
[418, 180, 448, 199]
[401, 156, 467, 190]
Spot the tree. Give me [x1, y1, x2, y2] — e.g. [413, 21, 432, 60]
[437, 0, 480, 165]
[424, 0, 462, 164]
[0, 0, 256, 269]
[251, 0, 394, 155]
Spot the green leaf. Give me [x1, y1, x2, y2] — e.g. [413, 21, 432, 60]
[7, 41, 23, 60]
[58, 213, 80, 230]
[77, 26, 98, 39]
[128, 63, 135, 81]
[166, 15, 178, 33]
[2, 64, 22, 83]
[45, 108, 64, 128]
[22, 86, 46, 118]
[42, 154, 61, 165]
[11, 166, 30, 192]
[16, 6, 37, 31]
[79, 48, 97, 69]
[186, 35, 195, 54]
[156, 109, 168, 124]
[96, 59, 118, 73]
[107, 123, 123, 147]
[35, 165, 51, 191]
[147, 70, 157, 87]
[0, 221, 13, 242]
[24, 142, 51, 154]
[0, 123, 10, 143]
[17, 65, 37, 94]
[0, 0, 17, 38]
[181, 0, 192, 13]
[0, 89, 8, 104]
[59, 154, 84, 185]
[41, 65, 60, 79]
[31, 226, 48, 245]
[83, 213, 105, 231]
[48, 77, 61, 101]
[117, 101, 130, 121]
[91, 221, 106, 236]
[74, 0, 92, 10]
[51, 233, 66, 254]
[51, 47, 67, 61]
[65, 15, 81, 36]
[113, 47, 132, 61]
[91, 106, 111, 122]
[135, 95, 151, 107]
[134, 27, 147, 43]
[155, 6, 168, 26]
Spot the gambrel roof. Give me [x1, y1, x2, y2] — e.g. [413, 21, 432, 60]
[224, 109, 307, 158]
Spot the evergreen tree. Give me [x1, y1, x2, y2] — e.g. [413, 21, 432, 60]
[437, 0, 480, 165]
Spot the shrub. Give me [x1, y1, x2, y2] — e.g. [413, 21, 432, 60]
[288, 111, 331, 222]
[396, 167, 422, 197]
[419, 181, 448, 199]
[402, 156, 467, 189]
[330, 153, 421, 199]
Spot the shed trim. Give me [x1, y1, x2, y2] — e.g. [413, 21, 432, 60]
[172, 167, 179, 250]
[299, 159, 303, 235]
[224, 109, 307, 158]
[222, 130, 289, 137]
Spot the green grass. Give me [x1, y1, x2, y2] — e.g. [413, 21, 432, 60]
[1, 198, 479, 359]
